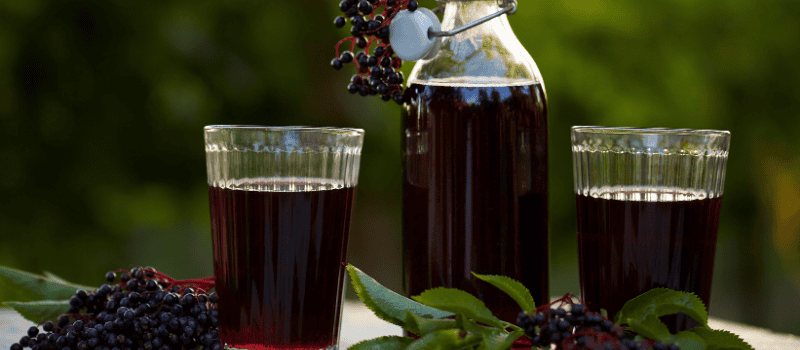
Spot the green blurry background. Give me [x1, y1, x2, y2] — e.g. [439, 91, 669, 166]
[1, 0, 799, 336]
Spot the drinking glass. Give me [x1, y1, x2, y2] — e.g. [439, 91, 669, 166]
[205, 126, 364, 350]
[571, 126, 730, 332]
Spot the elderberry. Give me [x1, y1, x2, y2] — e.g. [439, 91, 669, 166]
[10, 267, 220, 350]
[331, 58, 343, 70]
[357, 0, 373, 14]
[340, 51, 354, 64]
[329, 0, 414, 102]
[334, 16, 346, 28]
[516, 298, 682, 350]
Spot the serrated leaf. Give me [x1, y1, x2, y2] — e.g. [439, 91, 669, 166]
[626, 313, 674, 342]
[413, 288, 504, 329]
[406, 329, 482, 350]
[2, 300, 70, 324]
[471, 273, 535, 314]
[615, 288, 708, 328]
[405, 310, 460, 336]
[347, 265, 453, 327]
[350, 336, 415, 350]
[0, 266, 96, 303]
[690, 327, 755, 350]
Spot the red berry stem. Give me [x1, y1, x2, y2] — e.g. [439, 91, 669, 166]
[335, 37, 356, 60]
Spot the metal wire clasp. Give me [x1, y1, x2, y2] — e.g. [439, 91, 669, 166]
[428, 0, 517, 38]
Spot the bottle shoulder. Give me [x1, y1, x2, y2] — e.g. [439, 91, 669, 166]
[408, 15, 543, 87]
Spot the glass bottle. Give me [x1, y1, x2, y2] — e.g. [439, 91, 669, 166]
[401, 0, 549, 323]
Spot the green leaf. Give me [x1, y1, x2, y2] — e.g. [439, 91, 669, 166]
[347, 265, 453, 327]
[625, 317, 707, 350]
[406, 329, 482, 350]
[458, 317, 519, 350]
[0, 266, 96, 303]
[471, 273, 535, 314]
[690, 328, 755, 350]
[43, 271, 70, 284]
[412, 288, 504, 329]
[626, 313, 673, 343]
[669, 330, 707, 350]
[487, 330, 525, 350]
[404, 310, 460, 336]
[349, 336, 415, 350]
[615, 288, 708, 328]
[2, 300, 70, 324]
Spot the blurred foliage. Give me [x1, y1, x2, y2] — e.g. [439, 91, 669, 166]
[1, 0, 799, 336]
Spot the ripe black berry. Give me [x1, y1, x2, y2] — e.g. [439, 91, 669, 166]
[407, 1, 418, 12]
[340, 51, 354, 64]
[331, 58, 343, 70]
[105, 272, 116, 283]
[377, 27, 390, 39]
[334, 16, 346, 28]
[358, 54, 369, 66]
[571, 304, 586, 316]
[358, 0, 373, 14]
[367, 20, 380, 32]
[27, 327, 38, 338]
[377, 83, 389, 95]
[370, 66, 383, 78]
[338, 0, 350, 12]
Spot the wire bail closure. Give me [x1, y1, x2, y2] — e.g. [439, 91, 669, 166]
[428, 0, 517, 38]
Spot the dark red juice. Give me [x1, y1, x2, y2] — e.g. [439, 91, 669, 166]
[575, 190, 722, 332]
[402, 83, 549, 323]
[208, 184, 356, 350]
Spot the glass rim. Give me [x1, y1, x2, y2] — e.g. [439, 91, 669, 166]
[204, 125, 364, 136]
[571, 126, 730, 138]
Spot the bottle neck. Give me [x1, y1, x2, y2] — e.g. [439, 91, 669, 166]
[440, 0, 504, 32]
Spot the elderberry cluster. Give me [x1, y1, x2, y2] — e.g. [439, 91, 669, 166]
[517, 303, 681, 350]
[8, 267, 221, 350]
[331, 0, 417, 104]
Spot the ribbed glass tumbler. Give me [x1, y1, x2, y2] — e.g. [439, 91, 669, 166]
[205, 126, 364, 350]
[571, 126, 730, 332]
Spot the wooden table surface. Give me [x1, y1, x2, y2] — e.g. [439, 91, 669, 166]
[2, 301, 799, 349]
